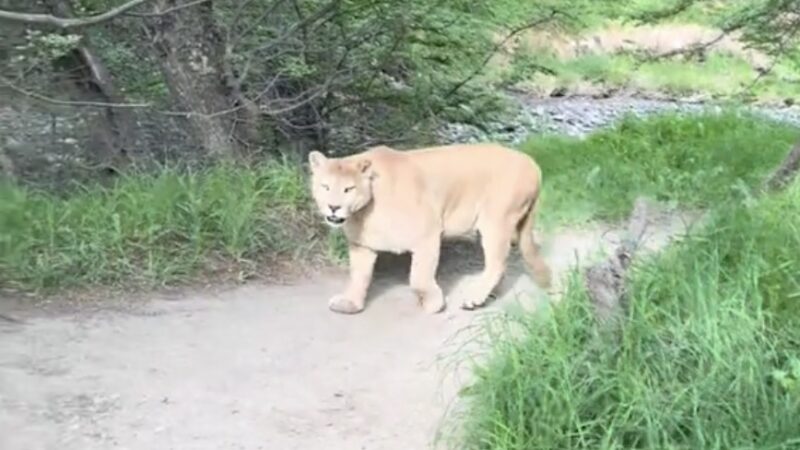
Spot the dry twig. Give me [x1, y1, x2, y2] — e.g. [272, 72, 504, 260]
[0, 0, 149, 29]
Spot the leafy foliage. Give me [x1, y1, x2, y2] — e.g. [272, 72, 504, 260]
[214, 0, 510, 148]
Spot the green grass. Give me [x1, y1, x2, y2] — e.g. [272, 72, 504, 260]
[506, 53, 635, 90]
[634, 55, 800, 101]
[509, 51, 800, 102]
[445, 180, 800, 450]
[0, 162, 323, 291]
[635, 54, 756, 95]
[521, 110, 799, 227]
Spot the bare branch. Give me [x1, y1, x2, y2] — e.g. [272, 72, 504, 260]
[0, 0, 149, 29]
[124, 0, 210, 17]
[235, 0, 341, 84]
[228, 0, 291, 47]
[440, 11, 561, 103]
[383, 9, 562, 142]
[1, 76, 152, 108]
[643, 29, 732, 62]
[1, 68, 330, 120]
[628, 0, 696, 25]
[628, 2, 800, 76]
[740, 13, 800, 95]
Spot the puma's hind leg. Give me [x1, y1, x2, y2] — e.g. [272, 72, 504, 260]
[461, 220, 514, 310]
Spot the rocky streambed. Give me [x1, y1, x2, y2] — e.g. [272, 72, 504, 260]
[438, 93, 800, 144]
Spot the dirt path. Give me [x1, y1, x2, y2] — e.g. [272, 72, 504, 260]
[0, 210, 701, 450]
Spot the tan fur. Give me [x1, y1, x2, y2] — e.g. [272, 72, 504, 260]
[308, 143, 552, 314]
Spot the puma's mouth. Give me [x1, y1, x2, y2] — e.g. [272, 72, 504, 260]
[325, 215, 346, 226]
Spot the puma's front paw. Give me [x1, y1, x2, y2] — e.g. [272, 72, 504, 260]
[422, 292, 446, 314]
[328, 294, 365, 314]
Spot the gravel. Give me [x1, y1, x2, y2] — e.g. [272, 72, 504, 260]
[437, 94, 800, 145]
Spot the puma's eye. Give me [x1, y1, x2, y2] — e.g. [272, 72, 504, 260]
[344, 186, 355, 193]
[321, 184, 330, 191]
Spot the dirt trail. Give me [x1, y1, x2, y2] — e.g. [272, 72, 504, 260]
[0, 210, 701, 450]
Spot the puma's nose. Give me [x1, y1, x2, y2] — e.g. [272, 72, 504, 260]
[329, 205, 341, 213]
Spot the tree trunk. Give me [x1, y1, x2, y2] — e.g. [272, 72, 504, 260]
[146, 0, 241, 159]
[0, 144, 15, 181]
[46, 0, 136, 171]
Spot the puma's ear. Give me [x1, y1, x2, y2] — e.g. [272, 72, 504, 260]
[357, 158, 372, 174]
[308, 151, 326, 170]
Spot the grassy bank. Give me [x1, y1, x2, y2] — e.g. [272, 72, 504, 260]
[502, 50, 800, 104]
[507, 51, 800, 102]
[522, 110, 799, 227]
[1, 111, 797, 293]
[447, 179, 800, 449]
[0, 162, 323, 292]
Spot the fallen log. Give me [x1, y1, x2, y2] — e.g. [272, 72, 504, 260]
[763, 139, 800, 193]
[583, 197, 651, 324]
[584, 138, 800, 324]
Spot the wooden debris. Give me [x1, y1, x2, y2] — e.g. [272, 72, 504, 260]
[584, 197, 651, 324]
[763, 139, 800, 193]
[583, 139, 800, 325]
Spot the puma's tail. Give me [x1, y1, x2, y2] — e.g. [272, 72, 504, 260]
[517, 198, 552, 289]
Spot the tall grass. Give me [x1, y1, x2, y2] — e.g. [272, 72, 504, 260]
[447, 181, 800, 450]
[2, 112, 797, 293]
[0, 162, 321, 291]
[522, 110, 799, 227]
